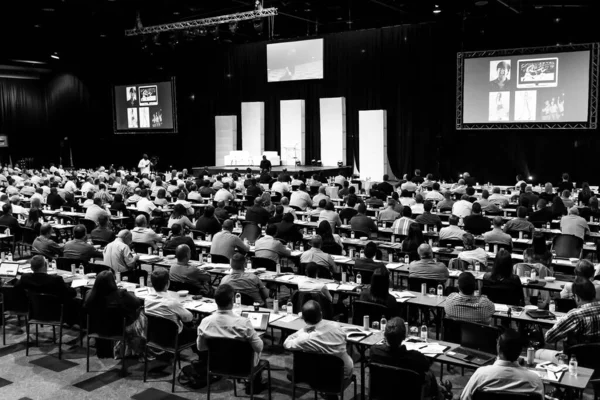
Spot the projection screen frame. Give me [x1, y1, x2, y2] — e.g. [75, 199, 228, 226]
[112, 76, 178, 134]
[456, 42, 598, 130]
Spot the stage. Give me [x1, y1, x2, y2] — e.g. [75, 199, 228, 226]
[192, 165, 353, 177]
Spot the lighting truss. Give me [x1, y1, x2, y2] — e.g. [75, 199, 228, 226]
[125, 8, 278, 37]
[456, 42, 599, 130]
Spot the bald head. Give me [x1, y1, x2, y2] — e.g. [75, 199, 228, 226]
[569, 207, 579, 216]
[176, 244, 191, 263]
[302, 300, 322, 325]
[135, 215, 147, 227]
[117, 229, 132, 244]
[492, 216, 503, 228]
[417, 244, 433, 259]
[222, 219, 234, 231]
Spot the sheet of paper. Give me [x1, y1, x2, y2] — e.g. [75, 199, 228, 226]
[495, 304, 509, 312]
[391, 291, 416, 298]
[326, 283, 339, 291]
[269, 313, 285, 323]
[331, 255, 352, 263]
[71, 279, 88, 288]
[420, 343, 448, 355]
[195, 302, 218, 313]
[337, 284, 357, 291]
[386, 263, 402, 270]
[278, 314, 300, 323]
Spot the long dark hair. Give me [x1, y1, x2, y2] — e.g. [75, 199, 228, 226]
[84, 270, 118, 309]
[369, 268, 391, 304]
[530, 232, 548, 255]
[403, 223, 424, 251]
[490, 249, 513, 280]
[317, 220, 336, 245]
[171, 204, 186, 219]
[551, 196, 566, 217]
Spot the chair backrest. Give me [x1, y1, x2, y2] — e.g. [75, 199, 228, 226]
[292, 351, 346, 394]
[86, 262, 111, 275]
[91, 238, 109, 247]
[190, 229, 206, 240]
[353, 230, 371, 239]
[160, 227, 171, 236]
[448, 258, 472, 271]
[205, 337, 255, 378]
[20, 226, 37, 245]
[473, 389, 543, 400]
[480, 285, 522, 307]
[353, 267, 375, 284]
[80, 218, 97, 233]
[352, 300, 391, 326]
[459, 319, 500, 354]
[86, 306, 127, 337]
[27, 292, 64, 323]
[56, 257, 87, 272]
[408, 277, 444, 293]
[169, 280, 201, 295]
[250, 256, 277, 272]
[238, 292, 256, 306]
[239, 221, 261, 243]
[145, 314, 181, 352]
[369, 363, 423, 400]
[552, 234, 583, 259]
[210, 254, 230, 264]
[291, 291, 334, 320]
[321, 242, 343, 256]
[487, 242, 513, 253]
[555, 298, 577, 313]
[0, 285, 28, 314]
[131, 242, 153, 254]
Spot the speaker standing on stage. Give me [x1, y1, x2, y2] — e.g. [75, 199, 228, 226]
[260, 155, 271, 172]
[138, 154, 152, 174]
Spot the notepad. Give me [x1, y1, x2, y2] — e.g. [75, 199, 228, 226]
[278, 314, 300, 323]
[495, 304, 509, 312]
[326, 283, 340, 291]
[337, 284, 357, 291]
[331, 255, 352, 263]
[71, 279, 90, 288]
[195, 302, 218, 313]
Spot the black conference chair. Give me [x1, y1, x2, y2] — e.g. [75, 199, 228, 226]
[26, 292, 65, 359]
[209, 254, 230, 264]
[443, 318, 501, 355]
[56, 257, 88, 272]
[80, 218, 97, 234]
[131, 242, 153, 255]
[473, 390, 543, 400]
[239, 221, 261, 243]
[480, 285, 524, 307]
[205, 337, 272, 400]
[552, 234, 583, 259]
[250, 256, 277, 272]
[291, 351, 357, 400]
[408, 277, 445, 293]
[351, 300, 392, 326]
[169, 281, 202, 296]
[16, 226, 37, 257]
[86, 307, 128, 375]
[369, 363, 424, 400]
[291, 291, 335, 321]
[143, 315, 196, 393]
[565, 343, 600, 398]
[0, 284, 28, 345]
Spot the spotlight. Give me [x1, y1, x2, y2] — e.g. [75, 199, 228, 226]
[337, 161, 343, 167]
[433, 4, 441, 14]
[295, 160, 301, 167]
[51, 53, 59, 60]
[528, 176, 533, 180]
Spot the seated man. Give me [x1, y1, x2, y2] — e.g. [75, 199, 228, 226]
[170, 244, 213, 296]
[289, 183, 313, 211]
[254, 224, 292, 263]
[300, 235, 336, 275]
[444, 272, 495, 324]
[399, 190, 416, 207]
[85, 197, 109, 224]
[32, 223, 63, 259]
[488, 187, 509, 208]
[457, 233, 488, 266]
[392, 206, 416, 236]
[197, 284, 267, 393]
[463, 202, 491, 236]
[318, 201, 342, 231]
[15, 255, 81, 325]
[460, 329, 544, 400]
[210, 220, 250, 260]
[560, 259, 600, 299]
[350, 204, 378, 235]
[529, 199, 553, 225]
[131, 215, 164, 249]
[410, 194, 425, 215]
[415, 201, 442, 231]
[145, 268, 198, 352]
[90, 213, 116, 243]
[214, 182, 234, 204]
[310, 199, 327, 217]
[560, 206, 590, 241]
[280, 197, 297, 218]
[408, 244, 449, 281]
[503, 206, 535, 236]
[136, 189, 157, 215]
[275, 212, 303, 244]
[425, 182, 445, 202]
[195, 205, 222, 236]
[220, 253, 269, 305]
[164, 223, 198, 260]
[283, 300, 353, 381]
[371, 317, 444, 400]
[354, 241, 383, 275]
[339, 196, 358, 223]
[214, 201, 230, 221]
[438, 215, 466, 241]
[561, 190, 575, 209]
[437, 191, 454, 212]
[378, 199, 400, 222]
[452, 194, 472, 219]
[269, 205, 285, 224]
[0, 203, 21, 240]
[312, 186, 330, 205]
[297, 262, 333, 302]
[483, 216, 512, 248]
[245, 198, 271, 227]
[63, 224, 104, 261]
[103, 229, 145, 283]
[546, 277, 600, 346]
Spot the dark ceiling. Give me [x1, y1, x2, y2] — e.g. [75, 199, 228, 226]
[1, 0, 598, 67]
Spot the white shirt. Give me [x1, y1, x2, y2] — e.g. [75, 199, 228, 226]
[213, 188, 233, 203]
[63, 180, 77, 193]
[271, 181, 289, 194]
[452, 200, 473, 219]
[410, 203, 424, 214]
[138, 158, 151, 174]
[81, 182, 95, 193]
[137, 197, 157, 214]
[425, 190, 444, 201]
[334, 175, 346, 186]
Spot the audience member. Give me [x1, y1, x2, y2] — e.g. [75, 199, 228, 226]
[220, 253, 269, 305]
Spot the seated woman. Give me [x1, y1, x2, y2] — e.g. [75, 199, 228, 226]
[316, 220, 343, 256]
[401, 223, 424, 260]
[359, 267, 396, 309]
[167, 204, 195, 230]
[110, 193, 128, 213]
[551, 196, 567, 219]
[525, 232, 552, 267]
[63, 192, 79, 209]
[25, 197, 45, 235]
[482, 249, 524, 306]
[578, 182, 595, 206]
[153, 188, 169, 207]
[83, 270, 146, 359]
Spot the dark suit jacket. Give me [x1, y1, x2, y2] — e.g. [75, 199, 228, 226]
[246, 185, 263, 198]
[275, 221, 303, 243]
[370, 344, 432, 380]
[195, 216, 221, 235]
[47, 193, 65, 210]
[245, 206, 271, 226]
[557, 181, 574, 195]
[16, 272, 76, 300]
[164, 235, 198, 260]
[463, 214, 491, 236]
[354, 258, 385, 273]
[378, 182, 394, 196]
[339, 207, 358, 223]
[530, 208, 554, 224]
[0, 214, 21, 240]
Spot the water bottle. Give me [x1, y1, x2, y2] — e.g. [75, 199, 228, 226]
[286, 300, 293, 315]
[474, 261, 480, 272]
[115, 271, 121, 282]
[51, 259, 57, 271]
[356, 272, 362, 285]
[247, 259, 252, 270]
[341, 269, 347, 283]
[158, 246, 163, 258]
[299, 243, 304, 252]
[380, 316, 387, 332]
[7, 252, 12, 262]
[360, 249, 365, 258]
[207, 253, 212, 263]
[437, 284, 443, 296]
[549, 298, 556, 313]
[351, 231, 355, 239]
[5, 228, 10, 236]
[546, 222, 551, 229]
[485, 244, 489, 252]
[273, 293, 279, 313]
[420, 324, 428, 341]
[235, 292, 242, 308]
[276, 263, 281, 274]
[531, 270, 537, 280]
[404, 254, 410, 264]
[569, 355, 578, 377]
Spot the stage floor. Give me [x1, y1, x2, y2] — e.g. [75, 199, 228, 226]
[193, 165, 352, 177]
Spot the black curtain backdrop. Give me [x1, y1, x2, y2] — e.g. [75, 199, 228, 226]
[1, 21, 598, 185]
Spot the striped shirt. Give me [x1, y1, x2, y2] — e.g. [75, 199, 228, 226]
[443, 292, 496, 324]
[545, 301, 600, 344]
[392, 217, 415, 235]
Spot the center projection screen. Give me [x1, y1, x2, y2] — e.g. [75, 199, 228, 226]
[458, 44, 598, 129]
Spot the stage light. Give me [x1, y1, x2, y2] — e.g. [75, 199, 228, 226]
[317, 160, 323, 167]
[459, 173, 463, 178]
[337, 161, 343, 167]
[433, 5, 441, 14]
[311, 159, 317, 166]
[51, 53, 59, 60]
[295, 161, 301, 166]
[528, 176, 533, 180]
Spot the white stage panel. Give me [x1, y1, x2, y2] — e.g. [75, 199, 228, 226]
[241, 102, 265, 165]
[280, 100, 305, 166]
[359, 110, 388, 180]
[319, 97, 346, 166]
[215, 116, 237, 166]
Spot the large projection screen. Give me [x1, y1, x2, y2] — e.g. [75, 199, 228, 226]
[457, 43, 598, 130]
[267, 38, 324, 82]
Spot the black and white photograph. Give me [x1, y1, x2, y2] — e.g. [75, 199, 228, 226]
[126, 86, 138, 106]
[127, 107, 138, 128]
[517, 57, 559, 88]
[514, 90, 537, 121]
[488, 91, 510, 121]
[489, 60, 512, 90]
[151, 108, 163, 128]
[139, 107, 150, 128]
[139, 85, 158, 106]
